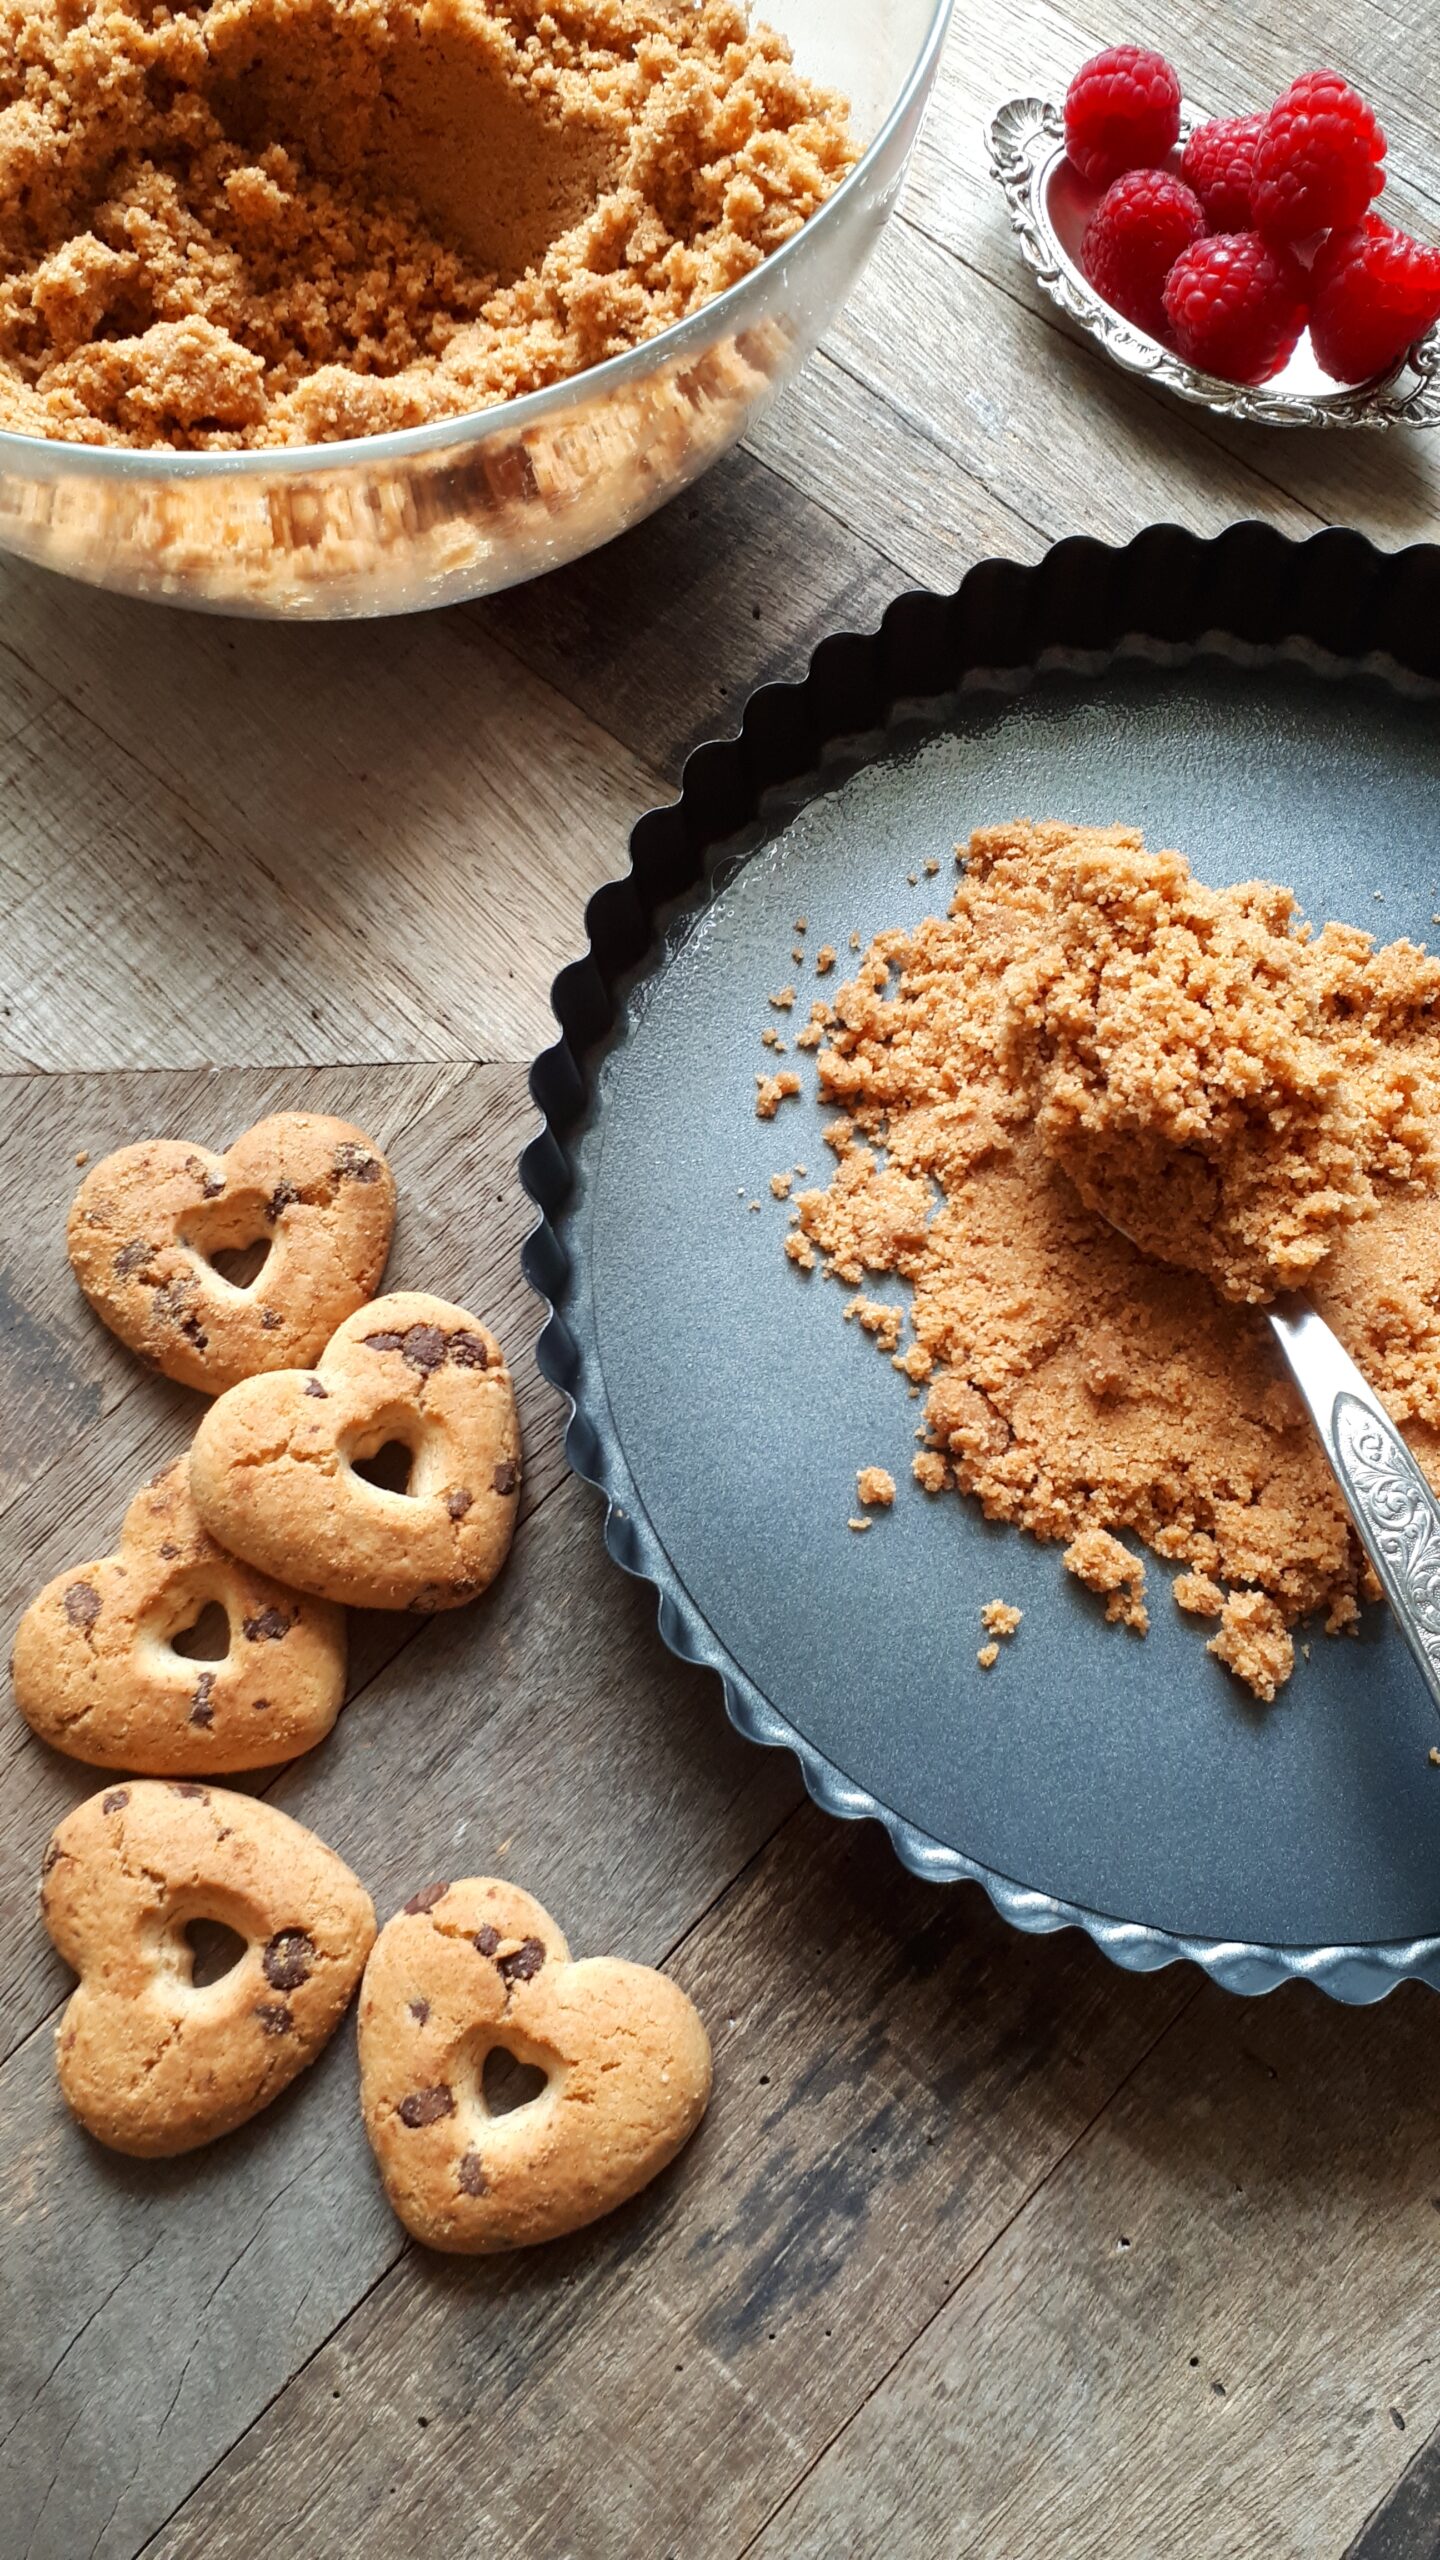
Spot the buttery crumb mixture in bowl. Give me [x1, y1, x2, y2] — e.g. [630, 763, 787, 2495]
[0, 0, 952, 613]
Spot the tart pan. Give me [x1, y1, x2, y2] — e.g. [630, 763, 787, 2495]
[521, 524, 1440, 2004]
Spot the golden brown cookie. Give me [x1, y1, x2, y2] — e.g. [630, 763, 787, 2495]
[41, 1782, 375, 2157]
[11, 1458, 345, 1775]
[68, 1113, 396, 1393]
[357, 1878, 711, 2254]
[188, 1292, 520, 1613]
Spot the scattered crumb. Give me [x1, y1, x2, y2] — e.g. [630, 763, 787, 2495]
[847, 1515, 871, 1533]
[771, 1172, 793, 1199]
[796, 1024, 825, 1050]
[770, 985, 796, 1011]
[1430, 1746, 1440, 1767]
[1206, 1591, 1294, 1703]
[913, 1450, 950, 1493]
[981, 1600, 1022, 1639]
[795, 917, 808, 933]
[794, 1164, 808, 1177]
[816, 945, 837, 975]
[1173, 1571, 1225, 1620]
[844, 1294, 904, 1353]
[1063, 1527, 1149, 1633]
[73, 1150, 89, 1166]
[849, 930, 861, 949]
[977, 1642, 1000, 1669]
[761, 1026, 781, 1050]
[785, 1232, 816, 1271]
[924, 858, 940, 876]
[1302, 1643, 1311, 1660]
[856, 1465, 896, 1507]
[792, 946, 805, 964]
[749, 1200, 761, 1213]
[755, 1072, 801, 1120]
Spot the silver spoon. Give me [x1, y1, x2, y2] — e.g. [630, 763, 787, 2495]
[1093, 1191, 1440, 1703]
[1264, 1299, 1440, 1709]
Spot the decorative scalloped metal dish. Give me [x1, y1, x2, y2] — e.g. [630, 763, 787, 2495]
[986, 96, 1440, 429]
[522, 526, 1440, 2004]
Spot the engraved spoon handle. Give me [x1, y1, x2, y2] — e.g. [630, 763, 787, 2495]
[1267, 1298, 1440, 1713]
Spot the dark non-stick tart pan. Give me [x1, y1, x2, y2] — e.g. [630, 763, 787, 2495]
[520, 524, 1440, 2005]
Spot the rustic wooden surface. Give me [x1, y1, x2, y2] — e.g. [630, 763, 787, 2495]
[4, 5, 1440, 2554]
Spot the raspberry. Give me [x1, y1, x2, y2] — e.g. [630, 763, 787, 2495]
[1162, 232, 1308, 384]
[1251, 71, 1385, 239]
[1065, 46, 1182, 188]
[1179, 114, 1264, 231]
[1310, 215, 1440, 382]
[1081, 169, 1206, 337]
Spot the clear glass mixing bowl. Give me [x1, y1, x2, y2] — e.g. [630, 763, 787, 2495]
[0, 0, 952, 617]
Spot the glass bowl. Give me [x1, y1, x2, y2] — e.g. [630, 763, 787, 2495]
[0, 0, 953, 618]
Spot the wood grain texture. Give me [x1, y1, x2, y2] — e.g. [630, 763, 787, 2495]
[3, 1, 1440, 2553]
[144, 1821, 1190, 2560]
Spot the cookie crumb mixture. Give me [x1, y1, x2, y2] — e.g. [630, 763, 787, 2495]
[0, 0, 856, 450]
[789, 820, 1440, 1698]
[1001, 830, 1435, 1302]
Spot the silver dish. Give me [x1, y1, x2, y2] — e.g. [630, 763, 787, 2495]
[987, 94, 1440, 430]
[0, 0, 953, 618]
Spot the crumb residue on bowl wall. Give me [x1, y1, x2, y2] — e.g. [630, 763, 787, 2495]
[0, 0, 856, 449]
[785, 820, 1440, 1700]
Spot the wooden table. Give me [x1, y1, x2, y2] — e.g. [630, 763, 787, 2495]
[5, 5, 1440, 2554]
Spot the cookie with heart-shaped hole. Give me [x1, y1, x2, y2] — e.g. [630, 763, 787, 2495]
[41, 1781, 375, 2156]
[188, 1291, 520, 1612]
[68, 1112, 395, 1393]
[11, 1457, 345, 1774]
[357, 1878, 711, 2253]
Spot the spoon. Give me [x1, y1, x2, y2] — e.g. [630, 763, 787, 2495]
[1099, 1195, 1440, 1709]
[1264, 1299, 1440, 1711]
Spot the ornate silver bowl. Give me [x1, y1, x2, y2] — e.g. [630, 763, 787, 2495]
[986, 95, 1440, 429]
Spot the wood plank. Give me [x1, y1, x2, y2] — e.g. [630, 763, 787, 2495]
[741, 1977, 1440, 2560]
[1345, 2415, 1440, 2559]
[0, 1061, 570, 2062]
[139, 1819, 1191, 2560]
[0, 1474, 801, 2560]
[0, 574, 657, 1071]
[476, 444, 904, 780]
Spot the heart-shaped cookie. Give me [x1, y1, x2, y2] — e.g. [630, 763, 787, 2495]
[11, 1457, 345, 1774]
[188, 1291, 520, 1612]
[68, 1112, 395, 1393]
[357, 1878, 711, 2253]
[41, 1781, 375, 2156]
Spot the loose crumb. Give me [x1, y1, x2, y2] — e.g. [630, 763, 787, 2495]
[749, 1200, 761, 1213]
[924, 858, 940, 876]
[977, 1642, 1000, 1669]
[770, 986, 797, 1011]
[755, 1071, 800, 1120]
[74, 1150, 88, 1166]
[1173, 1571, 1225, 1620]
[761, 1026, 781, 1050]
[770, 1172, 793, 1199]
[785, 1232, 816, 1271]
[843, 1294, 904, 1353]
[980, 1600, 1022, 1639]
[794, 1164, 808, 1177]
[1430, 1746, 1440, 1767]
[795, 918, 808, 933]
[913, 1450, 950, 1493]
[1206, 1591, 1294, 1703]
[847, 1515, 871, 1533]
[1063, 1527, 1149, 1634]
[796, 1024, 825, 1050]
[856, 1465, 896, 1507]
[816, 945, 837, 975]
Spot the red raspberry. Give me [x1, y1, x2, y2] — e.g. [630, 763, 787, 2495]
[1081, 169, 1206, 336]
[1251, 71, 1385, 239]
[1310, 215, 1440, 382]
[1065, 46, 1182, 188]
[1179, 114, 1265, 230]
[1162, 232, 1308, 384]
